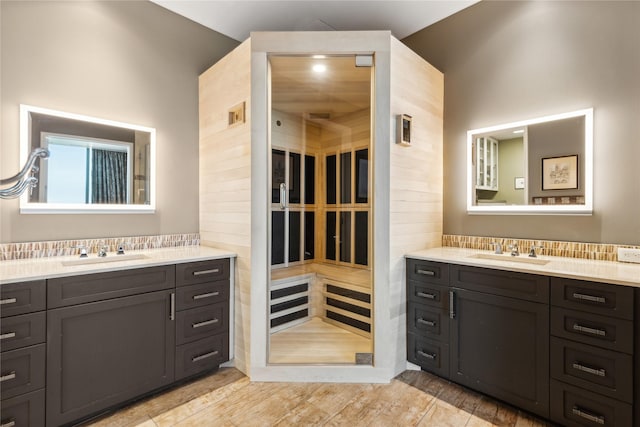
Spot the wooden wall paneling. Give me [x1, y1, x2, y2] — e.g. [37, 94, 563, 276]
[389, 37, 444, 372]
[199, 39, 252, 374]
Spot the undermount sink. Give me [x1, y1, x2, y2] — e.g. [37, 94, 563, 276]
[61, 253, 149, 266]
[468, 253, 550, 266]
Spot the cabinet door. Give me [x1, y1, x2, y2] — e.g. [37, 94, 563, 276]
[450, 288, 549, 418]
[47, 290, 175, 426]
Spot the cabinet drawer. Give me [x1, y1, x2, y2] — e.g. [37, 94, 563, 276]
[0, 389, 45, 427]
[176, 259, 230, 287]
[551, 308, 633, 354]
[550, 337, 633, 403]
[175, 333, 229, 381]
[48, 265, 175, 308]
[407, 333, 449, 379]
[0, 312, 45, 352]
[407, 281, 448, 310]
[0, 344, 45, 400]
[406, 259, 449, 286]
[551, 277, 634, 320]
[450, 265, 549, 303]
[550, 379, 632, 427]
[407, 302, 449, 342]
[176, 302, 228, 345]
[0, 281, 45, 318]
[176, 280, 229, 311]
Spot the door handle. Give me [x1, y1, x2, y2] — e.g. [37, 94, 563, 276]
[280, 183, 287, 209]
[449, 290, 456, 319]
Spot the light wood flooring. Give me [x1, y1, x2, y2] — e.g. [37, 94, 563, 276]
[269, 317, 372, 364]
[85, 367, 554, 427]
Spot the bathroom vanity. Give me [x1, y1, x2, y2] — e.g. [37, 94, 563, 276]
[0, 247, 234, 427]
[406, 248, 639, 427]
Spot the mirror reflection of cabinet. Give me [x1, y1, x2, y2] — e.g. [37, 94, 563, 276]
[324, 148, 369, 267]
[271, 149, 315, 267]
[475, 137, 498, 191]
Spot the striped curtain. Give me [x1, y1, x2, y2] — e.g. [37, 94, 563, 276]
[91, 149, 127, 204]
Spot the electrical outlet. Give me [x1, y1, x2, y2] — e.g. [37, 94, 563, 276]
[617, 247, 640, 264]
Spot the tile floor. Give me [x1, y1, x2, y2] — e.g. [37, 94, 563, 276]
[84, 367, 554, 427]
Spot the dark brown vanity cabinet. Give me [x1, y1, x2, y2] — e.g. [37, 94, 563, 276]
[549, 277, 634, 427]
[0, 257, 231, 427]
[406, 260, 551, 417]
[407, 257, 638, 427]
[449, 265, 550, 418]
[175, 259, 230, 381]
[46, 266, 177, 426]
[406, 259, 451, 378]
[0, 280, 47, 427]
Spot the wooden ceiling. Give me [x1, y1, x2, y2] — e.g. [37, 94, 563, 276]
[270, 56, 371, 119]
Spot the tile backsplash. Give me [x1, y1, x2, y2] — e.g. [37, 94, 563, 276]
[0, 233, 200, 261]
[443, 234, 640, 262]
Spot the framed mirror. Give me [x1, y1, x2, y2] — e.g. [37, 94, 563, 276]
[467, 108, 593, 215]
[20, 105, 156, 213]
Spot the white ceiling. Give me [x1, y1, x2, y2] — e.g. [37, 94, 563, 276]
[151, 0, 478, 42]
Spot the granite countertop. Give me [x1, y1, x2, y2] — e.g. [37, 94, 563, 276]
[406, 246, 640, 288]
[0, 245, 236, 284]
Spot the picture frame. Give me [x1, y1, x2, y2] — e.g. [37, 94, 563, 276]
[542, 155, 578, 190]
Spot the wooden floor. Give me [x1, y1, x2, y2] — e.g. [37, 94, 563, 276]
[85, 367, 554, 427]
[269, 317, 372, 364]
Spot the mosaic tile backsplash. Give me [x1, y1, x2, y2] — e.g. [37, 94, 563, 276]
[0, 233, 200, 261]
[2, 232, 637, 263]
[442, 234, 640, 262]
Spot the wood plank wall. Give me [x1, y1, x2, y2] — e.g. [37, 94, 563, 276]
[389, 37, 444, 372]
[199, 40, 252, 374]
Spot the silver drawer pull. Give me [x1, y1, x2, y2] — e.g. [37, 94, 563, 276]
[0, 298, 17, 305]
[193, 268, 220, 276]
[416, 292, 436, 300]
[417, 318, 436, 327]
[0, 332, 17, 340]
[193, 291, 220, 300]
[573, 292, 606, 304]
[572, 406, 605, 425]
[192, 318, 219, 329]
[573, 323, 606, 337]
[417, 350, 436, 360]
[572, 362, 606, 377]
[0, 419, 16, 427]
[416, 269, 435, 276]
[192, 350, 219, 362]
[0, 371, 16, 383]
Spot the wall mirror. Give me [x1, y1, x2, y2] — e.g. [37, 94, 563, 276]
[20, 105, 155, 213]
[467, 108, 593, 215]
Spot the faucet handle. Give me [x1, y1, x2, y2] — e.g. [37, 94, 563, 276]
[116, 242, 130, 255]
[529, 245, 543, 258]
[74, 245, 88, 258]
[508, 244, 520, 256]
[490, 242, 503, 254]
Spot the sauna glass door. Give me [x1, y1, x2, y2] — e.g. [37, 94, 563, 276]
[268, 54, 373, 365]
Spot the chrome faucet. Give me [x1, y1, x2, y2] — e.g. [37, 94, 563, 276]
[529, 245, 543, 258]
[75, 245, 88, 258]
[509, 244, 520, 257]
[98, 245, 109, 257]
[116, 242, 129, 255]
[490, 242, 503, 254]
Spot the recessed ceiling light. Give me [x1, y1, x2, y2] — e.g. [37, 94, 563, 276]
[513, 129, 524, 134]
[312, 55, 326, 59]
[312, 64, 327, 73]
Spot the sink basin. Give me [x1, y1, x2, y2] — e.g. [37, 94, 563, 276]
[61, 253, 149, 266]
[468, 253, 550, 266]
